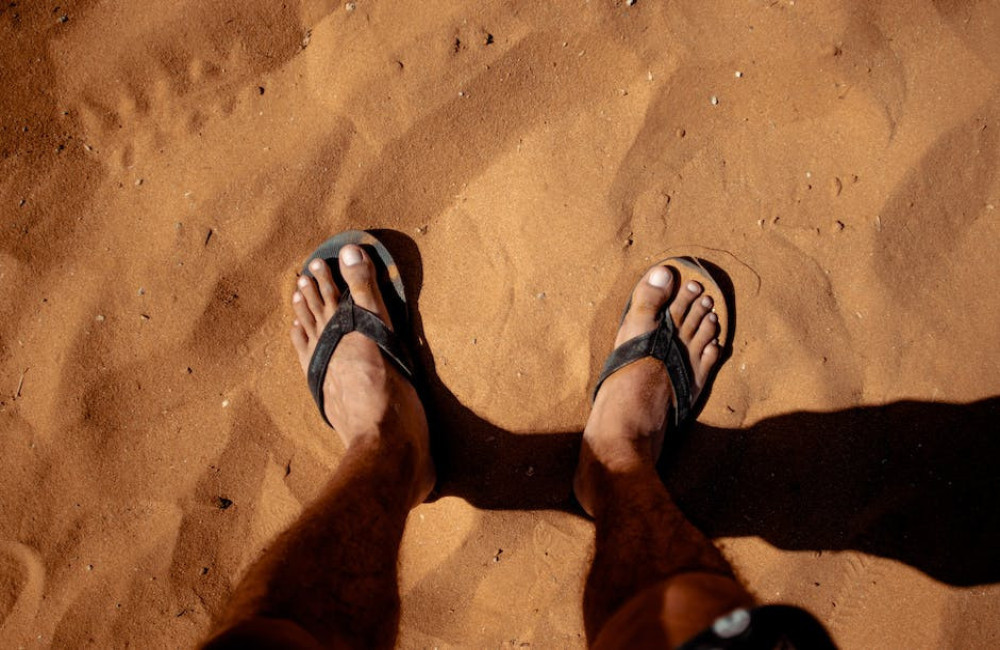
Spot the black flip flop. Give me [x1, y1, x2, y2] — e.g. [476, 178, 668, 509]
[301, 230, 415, 428]
[592, 256, 730, 428]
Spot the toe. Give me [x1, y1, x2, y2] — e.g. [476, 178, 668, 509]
[668, 277, 702, 328]
[309, 258, 340, 312]
[680, 294, 713, 341]
[297, 274, 325, 317]
[691, 313, 720, 383]
[290, 320, 310, 372]
[339, 244, 393, 329]
[292, 291, 316, 337]
[616, 265, 673, 346]
[691, 312, 719, 353]
[696, 338, 721, 385]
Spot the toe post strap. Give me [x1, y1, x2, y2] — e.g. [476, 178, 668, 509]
[592, 311, 693, 427]
[307, 291, 415, 428]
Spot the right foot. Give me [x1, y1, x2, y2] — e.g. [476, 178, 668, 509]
[289, 244, 436, 507]
[574, 263, 723, 516]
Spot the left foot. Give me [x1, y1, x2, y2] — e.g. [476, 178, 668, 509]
[574, 263, 722, 516]
[289, 244, 436, 507]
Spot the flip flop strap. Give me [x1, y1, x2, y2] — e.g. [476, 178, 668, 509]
[592, 312, 693, 427]
[306, 292, 415, 428]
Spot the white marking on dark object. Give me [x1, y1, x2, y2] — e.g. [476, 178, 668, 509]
[712, 608, 752, 638]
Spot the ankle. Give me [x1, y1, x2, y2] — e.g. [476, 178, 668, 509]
[582, 422, 657, 471]
[575, 432, 663, 518]
[347, 430, 421, 463]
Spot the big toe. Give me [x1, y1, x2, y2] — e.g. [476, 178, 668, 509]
[339, 244, 393, 327]
[615, 265, 674, 347]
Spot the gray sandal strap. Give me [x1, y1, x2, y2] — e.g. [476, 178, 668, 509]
[592, 311, 693, 427]
[307, 292, 414, 428]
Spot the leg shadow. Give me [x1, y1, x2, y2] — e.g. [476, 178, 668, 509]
[375, 229, 1000, 587]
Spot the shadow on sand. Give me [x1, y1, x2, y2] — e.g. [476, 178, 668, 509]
[375, 229, 1000, 589]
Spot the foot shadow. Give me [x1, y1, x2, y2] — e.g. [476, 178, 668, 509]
[375, 229, 1000, 588]
[372, 229, 582, 511]
[664, 396, 1000, 587]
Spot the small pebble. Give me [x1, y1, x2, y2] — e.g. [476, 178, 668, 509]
[138, 287, 145, 296]
[710, 95, 719, 105]
[536, 292, 546, 300]
[345, 2, 356, 11]
[95, 314, 105, 322]
[222, 399, 230, 408]
[735, 71, 743, 78]
[135, 178, 144, 186]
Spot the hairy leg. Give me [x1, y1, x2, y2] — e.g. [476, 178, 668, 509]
[576, 264, 752, 647]
[204, 245, 434, 649]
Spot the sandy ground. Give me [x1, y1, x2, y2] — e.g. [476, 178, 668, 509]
[2, 0, 1000, 647]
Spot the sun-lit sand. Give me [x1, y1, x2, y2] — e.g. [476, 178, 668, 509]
[2, 1, 999, 647]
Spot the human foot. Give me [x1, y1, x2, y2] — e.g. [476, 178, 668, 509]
[574, 262, 724, 516]
[290, 243, 435, 506]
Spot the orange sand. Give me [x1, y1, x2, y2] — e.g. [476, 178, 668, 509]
[2, 1, 999, 647]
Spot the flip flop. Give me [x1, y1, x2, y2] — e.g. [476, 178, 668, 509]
[592, 256, 730, 428]
[300, 230, 415, 428]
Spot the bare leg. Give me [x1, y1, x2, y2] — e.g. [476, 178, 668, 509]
[574, 265, 752, 648]
[204, 245, 435, 649]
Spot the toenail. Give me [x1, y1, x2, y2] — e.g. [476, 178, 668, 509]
[649, 267, 671, 288]
[687, 281, 700, 293]
[341, 246, 362, 266]
[310, 259, 324, 271]
[701, 296, 712, 308]
[709, 313, 718, 323]
[297, 277, 309, 288]
[292, 292, 302, 302]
